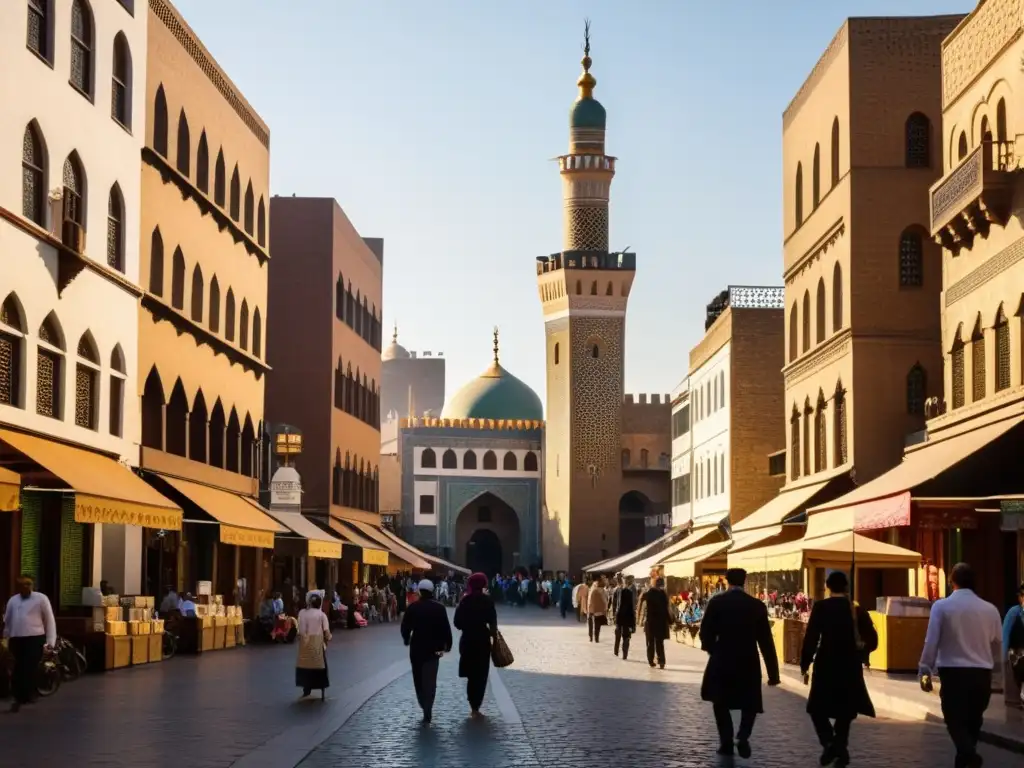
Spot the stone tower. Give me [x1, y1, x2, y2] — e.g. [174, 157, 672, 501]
[536, 23, 635, 574]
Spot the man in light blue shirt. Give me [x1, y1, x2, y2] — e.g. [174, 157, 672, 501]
[918, 563, 1003, 768]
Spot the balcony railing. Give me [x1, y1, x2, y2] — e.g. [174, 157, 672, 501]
[930, 140, 1017, 255]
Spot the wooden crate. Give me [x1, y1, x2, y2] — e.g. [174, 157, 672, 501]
[213, 626, 227, 650]
[200, 626, 215, 652]
[148, 634, 163, 663]
[235, 624, 245, 646]
[105, 635, 131, 670]
[131, 636, 149, 665]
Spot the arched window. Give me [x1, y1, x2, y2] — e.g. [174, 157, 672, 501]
[591, 344, 600, 359]
[243, 182, 254, 235]
[794, 162, 804, 227]
[176, 110, 190, 176]
[790, 406, 800, 481]
[997, 98, 1009, 168]
[905, 113, 930, 168]
[483, 450, 497, 470]
[149, 227, 164, 295]
[208, 276, 220, 333]
[789, 301, 798, 362]
[153, 84, 168, 156]
[36, 312, 65, 419]
[257, 198, 266, 247]
[252, 308, 262, 358]
[62, 152, 85, 228]
[74, 332, 99, 430]
[899, 228, 924, 287]
[640, 448, 649, 469]
[951, 328, 965, 409]
[815, 278, 826, 343]
[622, 449, 631, 468]
[802, 290, 811, 353]
[0, 294, 26, 408]
[170, 247, 185, 309]
[141, 367, 165, 450]
[907, 364, 926, 416]
[190, 264, 203, 323]
[832, 262, 843, 333]
[503, 451, 517, 470]
[463, 450, 477, 470]
[442, 449, 457, 469]
[107, 185, 124, 271]
[109, 344, 125, 437]
[22, 122, 46, 227]
[833, 383, 848, 466]
[213, 149, 225, 205]
[958, 131, 968, 161]
[997, 98, 1008, 142]
[196, 131, 209, 193]
[971, 316, 985, 402]
[813, 392, 826, 473]
[803, 399, 812, 477]
[575, 280, 581, 295]
[111, 33, 132, 128]
[554, 342, 559, 365]
[229, 165, 240, 221]
[524, 451, 538, 472]
[830, 117, 840, 187]
[27, 0, 50, 60]
[590, 281, 597, 295]
[225, 409, 240, 472]
[239, 300, 249, 350]
[70, 0, 93, 96]
[420, 448, 436, 469]
[995, 306, 1010, 392]
[189, 391, 207, 463]
[812, 143, 821, 208]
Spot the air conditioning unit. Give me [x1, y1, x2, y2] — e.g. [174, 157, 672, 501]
[61, 220, 84, 252]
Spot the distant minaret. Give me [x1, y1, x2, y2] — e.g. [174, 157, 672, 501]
[536, 20, 635, 574]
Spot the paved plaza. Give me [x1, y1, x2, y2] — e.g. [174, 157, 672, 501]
[1, 607, 1020, 767]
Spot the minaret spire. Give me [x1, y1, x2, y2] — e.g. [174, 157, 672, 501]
[492, 326, 500, 366]
[392, 322, 398, 344]
[578, 19, 596, 100]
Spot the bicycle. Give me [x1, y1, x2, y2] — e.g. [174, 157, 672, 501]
[54, 636, 86, 681]
[35, 647, 61, 698]
[162, 630, 178, 660]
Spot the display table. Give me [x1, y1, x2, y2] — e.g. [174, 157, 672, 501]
[867, 611, 929, 672]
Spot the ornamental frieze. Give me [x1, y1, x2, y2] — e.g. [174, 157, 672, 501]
[75, 501, 183, 531]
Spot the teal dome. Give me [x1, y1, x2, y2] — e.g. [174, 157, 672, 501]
[441, 362, 543, 422]
[570, 97, 606, 129]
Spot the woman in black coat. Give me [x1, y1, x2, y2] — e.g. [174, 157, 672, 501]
[453, 572, 497, 717]
[800, 571, 878, 767]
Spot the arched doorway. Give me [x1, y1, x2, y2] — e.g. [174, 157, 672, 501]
[466, 529, 502, 576]
[454, 491, 520, 576]
[619, 490, 650, 554]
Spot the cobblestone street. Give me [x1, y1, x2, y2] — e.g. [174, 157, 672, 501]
[2, 606, 1021, 767]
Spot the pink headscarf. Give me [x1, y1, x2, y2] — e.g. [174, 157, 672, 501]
[468, 572, 488, 593]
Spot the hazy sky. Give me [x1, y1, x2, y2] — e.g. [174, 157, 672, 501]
[174, 0, 966, 405]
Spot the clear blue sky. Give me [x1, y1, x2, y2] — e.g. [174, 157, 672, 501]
[175, 0, 966, 405]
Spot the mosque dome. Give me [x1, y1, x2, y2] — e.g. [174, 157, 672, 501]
[381, 326, 411, 361]
[440, 330, 543, 422]
[570, 95, 606, 129]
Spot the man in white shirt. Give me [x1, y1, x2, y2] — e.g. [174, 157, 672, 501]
[918, 562, 1003, 768]
[2, 574, 57, 713]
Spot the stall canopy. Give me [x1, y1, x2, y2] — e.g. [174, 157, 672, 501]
[0, 428, 182, 529]
[805, 415, 1024, 535]
[261, 503, 343, 560]
[157, 474, 284, 548]
[659, 527, 728, 578]
[583, 525, 689, 574]
[0, 467, 20, 512]
[662, 539, 732, 578]
[327, 519, 389, 565]
[728, 530, 921, 572]
[731, 475, 842, 534]
[375, 525, 470, 575]
[338, 518, 431, 570]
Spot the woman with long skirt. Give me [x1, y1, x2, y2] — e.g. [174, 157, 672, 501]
[296, 594, 332, 699]
[453, 572, 497, 718]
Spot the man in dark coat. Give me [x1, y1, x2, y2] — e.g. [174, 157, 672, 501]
[699, 568, 780, 759]
[801, 570, 878, 767]
[614, 574, 638, 660]
[639, 577, 672, 668]
[400, 579, 453, 725]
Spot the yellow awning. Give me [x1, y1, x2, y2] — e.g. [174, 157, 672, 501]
[656, 526, 722, 566]
[261, 505, 343, 560]
[583, 525, 687, 573]
[158, 474, 284, 549]
[728, 531, 921, 572]
[731, 476, 837, 533]
[0, 429, 181, 529]
[343, 518, 432, 570]
[662, 539, 732, 578]
[0, 467, 20, 512]
[327, 518, 389, 565]
[375, 525, 471, 575]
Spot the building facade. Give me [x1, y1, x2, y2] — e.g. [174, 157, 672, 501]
[0, 0, 158, 602]
[670, 378, 692, 528]
[380, 330, 445, 421]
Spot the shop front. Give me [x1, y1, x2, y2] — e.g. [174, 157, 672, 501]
[334, 515, 431, 580]
[655, 525, 727, 594]
[327, 517, 391, 587]
[264, 505, 345, 599]
[1, 466, 21, 599]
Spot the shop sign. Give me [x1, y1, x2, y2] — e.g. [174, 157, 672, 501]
[917, 511, 978, 530]
[219, 524, 275, 549]
[75, 498, 183, 531]
[270, 480, 301, 507]
[308, 539, 342, 560]
[274, 432, 303, 456]
[362, 548, 389, 566]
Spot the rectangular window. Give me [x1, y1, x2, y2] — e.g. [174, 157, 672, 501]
[768, 452, 786, 477]
[109, 375, 123, 436]
[671, 405, 691, 439]
[419, 495, 435, 516]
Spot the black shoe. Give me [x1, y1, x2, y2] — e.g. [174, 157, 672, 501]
[422, 711, 432, 725]
[649, 662, 656, 667]
[736, 739, 751, 759]
[716, 745, 734, 756]
[659, 663, 665, 669]
[834, 752, 850, 768]
[819, 744, 836, 766]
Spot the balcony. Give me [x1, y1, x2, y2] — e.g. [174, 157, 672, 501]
[930, 141, 1017, 255]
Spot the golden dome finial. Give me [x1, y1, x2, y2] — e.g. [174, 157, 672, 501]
[392, 323, 398, 344]
[578, 18, 596, 99]
[492, 326, 500, 365]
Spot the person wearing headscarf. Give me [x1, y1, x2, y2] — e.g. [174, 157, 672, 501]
[453, 572, 498, 717]
[295, 593, 331, 699]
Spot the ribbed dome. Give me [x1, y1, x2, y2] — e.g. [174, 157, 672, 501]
[382, 326, 411, 361]
[441, 362, 543, 422]
[570, 97, 606, 129]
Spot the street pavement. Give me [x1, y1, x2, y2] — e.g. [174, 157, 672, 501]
[2, 605, 1021, 767]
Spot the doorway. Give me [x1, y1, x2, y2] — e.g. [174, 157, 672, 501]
[466, 528, 503, 576]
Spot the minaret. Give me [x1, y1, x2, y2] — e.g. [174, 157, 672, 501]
[536, 21, 635, 574]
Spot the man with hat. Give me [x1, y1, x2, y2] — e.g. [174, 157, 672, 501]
[400, 579, 453, 725]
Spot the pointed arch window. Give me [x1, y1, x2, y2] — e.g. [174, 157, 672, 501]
[75, 333, 99, 430]
[109, 345, 125, 437]
[257, 198, 266, 246]
[995, 307, 1011, 392]
[802, 290, 811, 353]
[815, 278, 826, 343]
[190, 264, 203, 323]
[803, 400, 812, 477]
[907, 364, 926, 416]
[442, 449, 457, 469]
[483, 450, 497, 470]
[420, 448, 436, 469]
[62, 154, 85, 227]
[196, 132, 209, 193]
[0, 295, 26, 408]
[833, 385, 848, 466]
[111, 33, 132, 128]
[503, 451, 517, 471]
[176, 110, 190, 176]
[107, 185, 124, 271]
[214, 149, 225, 205]
[812, 144, 821, 208]
[239, 300, 249, 351]
[790, 407, 800, 481]
[36, 313, 64, 419]
[463, 450, 477, 470]
[830, 117, 840, 187]
[971, 319, 986, 402]
[70, 0, 93, 97]
[22, 123, 46, 226]
[170, 247, 185, 310]
[832, 262, 843, 333]
[958, 131, 968, 161]
[899, 229, 924, 287]
[789, 302, 798, 362]
[209, 277, 220, 333]
[229, 166, 240, 221]
[905, 113, 930, 168]
[225, 290, 236, 342]
[153, 85, 168, 156]
[243, 182, 254, 235]
[794, 162, 804, 227]
[27, 0, 50, 60]
[814, 393, 827, 473]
